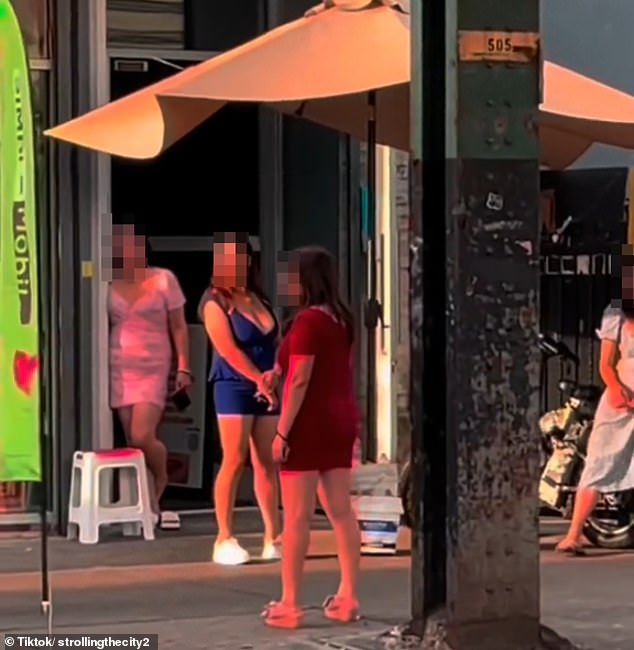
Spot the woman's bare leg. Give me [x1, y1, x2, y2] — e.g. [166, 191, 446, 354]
[318, 468, 361, 601]
[214, 415, 252, 543]
[279, 471, 319, 607]
[251, 415, 281, 546]
[117, 406, 133, 439]
[556, 487, 600, 550]
[125, 403, 166, 513]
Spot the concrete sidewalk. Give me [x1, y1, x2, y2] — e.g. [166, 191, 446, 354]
[0, 513, 569, 575]
[0, 510, 331, 574]
[3, 526, 634, 649]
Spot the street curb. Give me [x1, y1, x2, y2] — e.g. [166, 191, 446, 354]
[0, 554, 411, 594]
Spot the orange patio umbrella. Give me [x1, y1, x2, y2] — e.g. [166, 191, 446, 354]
[45, 0, 634, 169]
[540, 61, 634, 167]
[44, 0, 409, 160]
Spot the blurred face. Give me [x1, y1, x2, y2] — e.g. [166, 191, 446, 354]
[110, 223, 146, 278]
[213, 233, 249, 289]
[277, 255, 302, 307]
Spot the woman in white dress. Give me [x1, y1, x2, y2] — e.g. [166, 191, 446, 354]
[556, 291, 634, 555]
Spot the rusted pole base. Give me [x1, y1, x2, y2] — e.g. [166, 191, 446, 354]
[377, 614, 585, 650]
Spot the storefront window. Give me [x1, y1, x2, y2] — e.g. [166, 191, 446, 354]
[107, 0, 185, 49]
[183, 0, 258, 51]
[11, 0, 51, 59]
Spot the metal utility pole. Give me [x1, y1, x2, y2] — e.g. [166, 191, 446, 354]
[409, 0, 550, 648]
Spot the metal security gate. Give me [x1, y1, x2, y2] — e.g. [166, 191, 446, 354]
[539, 168, 629, 411]
[540, 253, 613, 411]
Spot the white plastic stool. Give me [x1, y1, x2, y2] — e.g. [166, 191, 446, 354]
[67, 448, 155, 544]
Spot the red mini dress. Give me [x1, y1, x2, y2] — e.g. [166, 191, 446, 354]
[277, 307, 360, 473]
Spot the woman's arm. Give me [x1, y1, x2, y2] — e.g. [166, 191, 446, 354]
[596, 308, 625, 394]
[599, 338, 633, 407]
[599, 339, 623, 390]
[203, 300, 262, 383]
[197, 288, 213, 322]
[277, 355, 315, 439]
[277, 313, 318, 438]
[168, 307, 190, 372]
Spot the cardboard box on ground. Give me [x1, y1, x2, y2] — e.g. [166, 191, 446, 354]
[351, 462, 403, 555]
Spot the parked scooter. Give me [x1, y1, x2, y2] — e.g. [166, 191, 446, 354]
[399, 332, 634, 548]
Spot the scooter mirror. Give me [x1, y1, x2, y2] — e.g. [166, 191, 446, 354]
[538, 333, 580, 366]
[538, 332, 560, 356]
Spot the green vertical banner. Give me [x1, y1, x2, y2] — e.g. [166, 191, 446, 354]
[0, 0, 41, 481]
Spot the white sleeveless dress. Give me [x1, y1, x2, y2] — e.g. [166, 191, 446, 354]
[579, 306, 634, 492]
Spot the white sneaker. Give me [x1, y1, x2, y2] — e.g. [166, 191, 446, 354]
[261, 542, 282, 561]
[213, 537, 251, 566]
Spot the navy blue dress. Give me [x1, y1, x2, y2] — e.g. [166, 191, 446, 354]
[209, 300, 279, 416]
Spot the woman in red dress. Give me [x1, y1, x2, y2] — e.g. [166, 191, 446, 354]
[262, 247, 361, 629]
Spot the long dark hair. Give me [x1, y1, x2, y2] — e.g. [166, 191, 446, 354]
[292, 246, 354, 340]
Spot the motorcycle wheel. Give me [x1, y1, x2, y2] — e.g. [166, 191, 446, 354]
[399, 460, 415, 529]
[583, 512, 634, 549]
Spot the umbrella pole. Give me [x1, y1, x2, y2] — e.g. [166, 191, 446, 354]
[364, 90, 380, 462]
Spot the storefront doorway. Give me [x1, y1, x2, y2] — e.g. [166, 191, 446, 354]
[109, 55, 260, 509]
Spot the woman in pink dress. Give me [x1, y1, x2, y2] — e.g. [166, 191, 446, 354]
[108, 222, 192, 530]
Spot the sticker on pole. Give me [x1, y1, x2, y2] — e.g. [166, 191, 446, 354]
[458, 31, 540, 63]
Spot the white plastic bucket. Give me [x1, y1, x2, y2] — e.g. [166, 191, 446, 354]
[353, 495, 403, 555]
[351, 463, 399, 497]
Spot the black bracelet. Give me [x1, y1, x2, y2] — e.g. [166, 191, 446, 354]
[177, 369, 194, 379]
[276, 432, 288, 443]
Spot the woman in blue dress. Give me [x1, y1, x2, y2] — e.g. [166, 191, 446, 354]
[200, 232, 280, 565]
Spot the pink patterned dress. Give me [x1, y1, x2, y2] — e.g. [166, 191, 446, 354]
[108, 267, 186, 409]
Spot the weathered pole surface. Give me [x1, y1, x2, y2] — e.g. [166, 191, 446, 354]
[408, 0, 560, 648]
